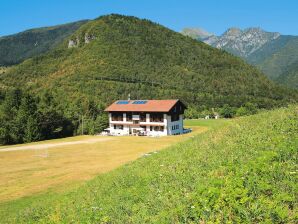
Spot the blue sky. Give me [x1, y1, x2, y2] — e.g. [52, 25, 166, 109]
[1, 0, 297, 37]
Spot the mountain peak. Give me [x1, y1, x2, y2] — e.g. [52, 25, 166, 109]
[203, 27, 281, 57]
[223, 27, 242, 37]
[181, 27, 214, 40]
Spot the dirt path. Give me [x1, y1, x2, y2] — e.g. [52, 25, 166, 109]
[0, 138, 113, 152]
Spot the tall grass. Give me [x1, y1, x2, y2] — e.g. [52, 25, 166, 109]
[2, 106, 297, 223]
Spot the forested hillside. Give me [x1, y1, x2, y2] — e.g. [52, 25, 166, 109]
[0, 14, 297, 144]
[0, 20, 87, 66]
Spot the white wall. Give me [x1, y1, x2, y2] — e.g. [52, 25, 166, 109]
[110, 124, 129, 136]
[167, 114, 183, 135]
[108, 112, 184, 136]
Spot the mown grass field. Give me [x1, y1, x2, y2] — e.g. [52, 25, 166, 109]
[1, 108, 297, 223]
[0, 122, 223, 204]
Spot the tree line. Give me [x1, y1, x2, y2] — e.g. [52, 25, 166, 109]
[0, 89, 108, 145]
[185, 102, 259, 119]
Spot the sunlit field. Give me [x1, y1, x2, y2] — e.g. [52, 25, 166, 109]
[0, 121, 227, 203]
[1, 107, 296, 223]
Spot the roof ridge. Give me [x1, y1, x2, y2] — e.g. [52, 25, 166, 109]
[105, 99, 183, 112]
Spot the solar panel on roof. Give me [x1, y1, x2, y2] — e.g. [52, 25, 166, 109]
[116, 100, 130, 104]
[132, 100, 148, 104]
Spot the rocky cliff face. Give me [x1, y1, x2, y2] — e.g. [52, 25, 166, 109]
[68, 33, 95, 48]
[206, 27, 280, 57]
[182, 27, 280, 58]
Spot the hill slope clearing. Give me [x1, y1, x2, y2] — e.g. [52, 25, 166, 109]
[1, 106, 297, 223]
[0, 20, 87, 66]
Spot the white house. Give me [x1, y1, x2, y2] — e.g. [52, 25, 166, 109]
[104, 99, 187, 136]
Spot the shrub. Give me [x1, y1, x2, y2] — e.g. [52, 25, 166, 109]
[219, 104, 236, 118]
[236, 102, 258, 116]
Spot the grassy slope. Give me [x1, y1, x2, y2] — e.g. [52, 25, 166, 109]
[1, 15, 296, 111]
[184, 119, 227, 128]
[2, 106, 297, 223]
[0, 20, 88, 66]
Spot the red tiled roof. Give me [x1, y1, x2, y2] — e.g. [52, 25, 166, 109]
[105, 100, 180, 112]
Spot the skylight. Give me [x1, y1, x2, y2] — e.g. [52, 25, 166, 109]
[132, 100, 148, 104]
[116, 100, 130, 104]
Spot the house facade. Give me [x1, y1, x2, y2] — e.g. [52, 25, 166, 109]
[104, 99, 187, 136]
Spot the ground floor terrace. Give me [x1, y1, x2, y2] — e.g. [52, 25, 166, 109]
[107, 123, 168, 136]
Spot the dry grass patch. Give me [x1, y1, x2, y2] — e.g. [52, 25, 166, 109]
[0, 126, 206, 202]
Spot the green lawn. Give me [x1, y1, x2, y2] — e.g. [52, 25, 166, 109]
[1, 109, 297, 223]
[184, 118, 230, 128]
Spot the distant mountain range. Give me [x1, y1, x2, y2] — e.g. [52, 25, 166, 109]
[182, 27, 298, 88]
[1, 14, 295, 114]
[1, 20, 297, 89]
[0, 20, 88, 66]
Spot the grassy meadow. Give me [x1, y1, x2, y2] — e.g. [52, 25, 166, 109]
[0, 123, 221, 204]
[0, 106, 296, 223]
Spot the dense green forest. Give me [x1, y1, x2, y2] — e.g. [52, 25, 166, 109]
[0, 14, 297, 144]
[0, 20, 87, 66]
[0, 89, 107, 144]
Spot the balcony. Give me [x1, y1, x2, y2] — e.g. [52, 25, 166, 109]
[149, 118, 163, 123]
[111, 116, 123, 122]
[132, 115, 140, 120]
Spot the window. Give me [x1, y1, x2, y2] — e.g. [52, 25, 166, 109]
[112, 112, 123, 121]
[150, 126, 163, 132]
[114, 125, 123, 130]
[171, 114, 179, 122]
[153, 126, 164, 132]
[126, 113, 132, 121]
[172, 125, 179, 130]
[140, 113, 146, 122]
[150, 113, 163, 122]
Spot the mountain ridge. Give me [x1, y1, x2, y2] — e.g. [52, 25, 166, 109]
[0, 20, 88, 66]
[2, 14, 295, 106]
[182, 27, 298, 88]
[197, 27, 280, 57]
